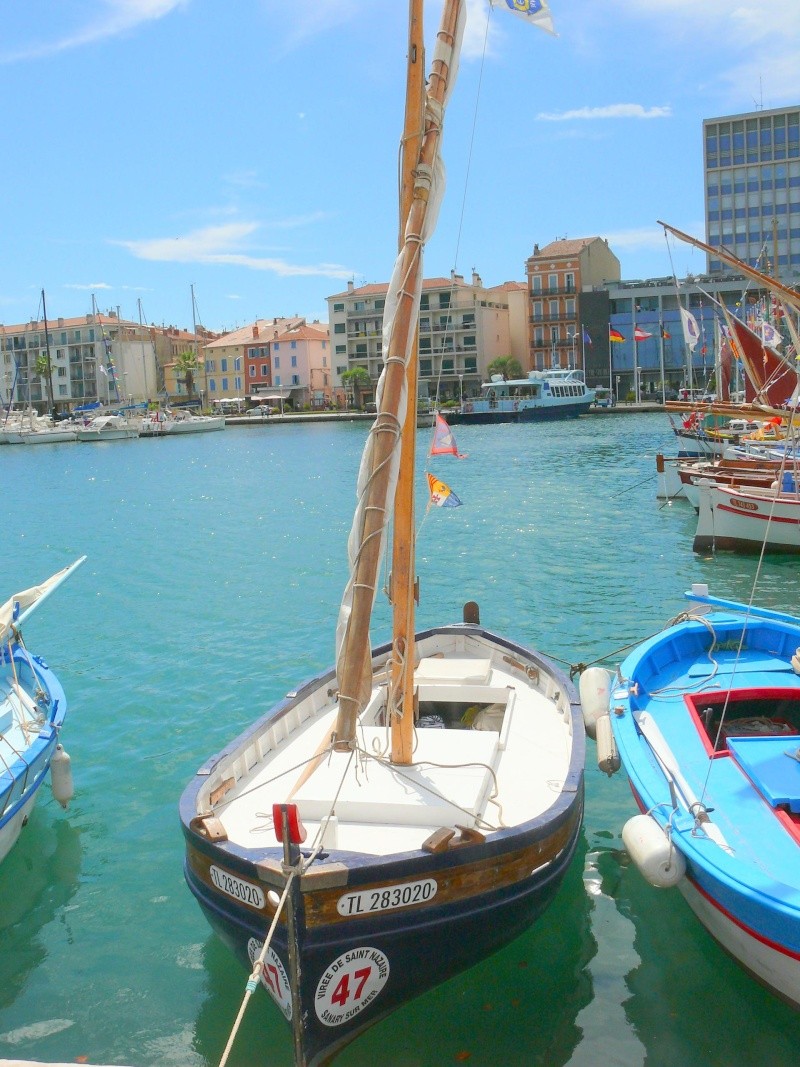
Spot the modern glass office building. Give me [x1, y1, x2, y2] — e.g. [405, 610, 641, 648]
[703, 105, 800, 281]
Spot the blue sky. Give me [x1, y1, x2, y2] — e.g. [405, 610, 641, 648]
[1, 0, 799, 334]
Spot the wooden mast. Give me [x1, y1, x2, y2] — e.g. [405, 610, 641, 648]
[333, 0, 462, 748]
[659, 219, 800, 312]
[389, 0, 425, 766]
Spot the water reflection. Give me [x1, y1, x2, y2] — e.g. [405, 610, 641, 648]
[0, 811, 82, 1011]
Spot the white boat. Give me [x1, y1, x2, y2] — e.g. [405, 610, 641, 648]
[180, 5, 584, 1064]
[6, 423, 79, 445]
[139, 408, 225, 436]
[445, 368, 595, 424]
[76, 414, 139, 441]
[0, 558, 85, 864]
[694, 477, 800, 553]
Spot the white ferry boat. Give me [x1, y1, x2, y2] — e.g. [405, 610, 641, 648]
[445, 369, 595, 425]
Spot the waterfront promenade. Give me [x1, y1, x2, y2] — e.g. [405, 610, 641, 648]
[224, 401, 666, 427]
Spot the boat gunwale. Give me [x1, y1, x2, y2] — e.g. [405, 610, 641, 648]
[179, 622, 585, 878]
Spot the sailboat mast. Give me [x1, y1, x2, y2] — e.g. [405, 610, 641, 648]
[333, 0, 463, 748]
[41, 289, 56, 414]
[389, 0, 426, 766]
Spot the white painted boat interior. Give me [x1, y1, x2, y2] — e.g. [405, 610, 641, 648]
[200, 632, 576, 856]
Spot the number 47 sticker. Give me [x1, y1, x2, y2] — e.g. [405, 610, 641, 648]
[315, 947, 390, 1027]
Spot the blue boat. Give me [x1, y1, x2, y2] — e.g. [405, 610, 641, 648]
[589, 586, 800, 1008]
[0, 557, 85, 864]
[444, 369, 595, 425]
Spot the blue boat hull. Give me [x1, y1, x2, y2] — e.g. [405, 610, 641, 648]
[610, 599, 800, 1008]
[0, 647, 68, 863]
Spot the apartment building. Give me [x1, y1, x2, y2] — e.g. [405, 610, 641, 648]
[203, 317, 330, 408]
[1, 310, 159, 408]
[703, 105, 800, 281]
[252, 320, 332, 408]
[326, 271, 512, 403]
[525, 237, 621, 373]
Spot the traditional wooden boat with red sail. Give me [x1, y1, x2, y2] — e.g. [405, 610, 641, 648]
[179, 4, 584, 1065]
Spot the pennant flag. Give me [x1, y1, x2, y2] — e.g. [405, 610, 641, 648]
[582, 327, 592, 346]
[609, 327, 625, 343]
[427, 473, 462, 508]
[633, 327, 653, 341]
[430, 412, 466, 458]
[99, 364, 108, 375]
[679, 307, 700, 351]
[660, 324, 671, 339]
[759, 320, 783, 348]
[490, 0, 556, 35]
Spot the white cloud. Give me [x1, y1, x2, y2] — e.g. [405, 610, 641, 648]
[0, 0, 187, 63]
[114, 222, 354, 279]
[537, 104, 672, 122]
[613, 0, 800, 104]
[602, 222, 707, 255]
[64, 282, 113, 291]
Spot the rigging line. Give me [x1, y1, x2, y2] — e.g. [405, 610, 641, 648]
[430, 6, 493, 408]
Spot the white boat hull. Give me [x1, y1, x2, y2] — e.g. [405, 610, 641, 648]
[0, 789, 38, 865]
[680, 877, 800, 1007]
[694, 481, 800, 553]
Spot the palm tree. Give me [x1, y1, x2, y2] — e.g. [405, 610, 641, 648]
[487, 356, 523, 381]
[34, 353, 54, 411]
[341, 366, 371, 408]
[175, 349, 199, 399]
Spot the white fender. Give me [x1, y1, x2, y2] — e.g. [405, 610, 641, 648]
[50, 744, 74, 809]
[596, 714, 620, 776]
[579, 667, 612, 740]
[622, 813, 686, 888]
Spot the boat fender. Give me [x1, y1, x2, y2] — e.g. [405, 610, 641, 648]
[792, 648, 800, 675]
[595, 714, 620, 776]
[50, 744, 74, 809]
[579, 667, 612, 740]
[622, 813, 686, 889]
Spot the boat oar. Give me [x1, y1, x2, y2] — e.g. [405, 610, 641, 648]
[635, 711, 733, 854]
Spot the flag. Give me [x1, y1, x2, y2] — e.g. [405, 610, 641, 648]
[582, 327, 592, 346]
[660, 324, 671, 339]
[759, 320, 783, 348]
[490, 0, 556, 35]
[609, 327, 625, 343]
[430, 413, 466, 458]
[633, 327, 652, 341]
[427, 473, 462, 508]
[679, 307, 700, 351]
[99, 364, 107, 375]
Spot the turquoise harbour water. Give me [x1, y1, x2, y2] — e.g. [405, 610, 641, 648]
[1, 413, 799, 1067]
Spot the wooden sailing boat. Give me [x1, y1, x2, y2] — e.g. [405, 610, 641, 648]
[180, 4, 583, 1064]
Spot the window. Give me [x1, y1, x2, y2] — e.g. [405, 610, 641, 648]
[274, 356, 280, 368]
[209, 380, 216, 392]
[548, 273, 558, 289]
[234, 358, 241, 371]
[291, 355, 297, 367]
[532, 275, 542, 292]
[334, 323, 346, 334]
[261, 365, 268, 377]
[221, 358, 228, 372]
[565, 272, 575, 291]
[275, 375, 281, 386]
[291, 374, 299, 385]
[333, 302, 344, 312]
[291, 340, 297, 349]
[222, 377, 229, 390]
[249, 365, 256, 378]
